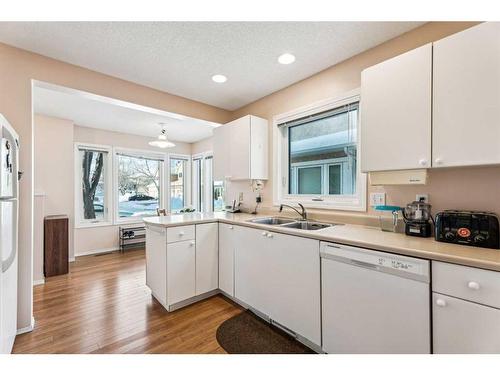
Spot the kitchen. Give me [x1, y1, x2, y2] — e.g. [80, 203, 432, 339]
[0, 6, 500, 373]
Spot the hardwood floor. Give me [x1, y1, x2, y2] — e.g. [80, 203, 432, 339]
[13, 249, 244, 354]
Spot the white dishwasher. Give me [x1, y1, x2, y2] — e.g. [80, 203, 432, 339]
[320, 242, 430, 354]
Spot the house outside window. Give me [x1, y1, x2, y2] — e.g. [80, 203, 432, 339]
[274, 90, 366, 211]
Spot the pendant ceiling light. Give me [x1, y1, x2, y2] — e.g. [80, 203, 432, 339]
[149, 123, 175, 149]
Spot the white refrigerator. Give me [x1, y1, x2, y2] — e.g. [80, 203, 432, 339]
[0, 114, 19, 354]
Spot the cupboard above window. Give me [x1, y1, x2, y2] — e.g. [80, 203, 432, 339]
[213, 115, 268, 181]
[361, 22, 500, 173]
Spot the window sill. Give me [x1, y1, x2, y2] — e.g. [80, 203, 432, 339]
[75, 221, 114, 229]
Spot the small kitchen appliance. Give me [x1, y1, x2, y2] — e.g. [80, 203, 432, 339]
[402, 199, 433, 238]
[435, 210, 500, 249]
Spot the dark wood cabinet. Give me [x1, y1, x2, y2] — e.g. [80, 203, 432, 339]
[44, 215, 69, 277]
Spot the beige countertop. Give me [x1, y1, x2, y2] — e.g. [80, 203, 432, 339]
[143, 212, 500, 272]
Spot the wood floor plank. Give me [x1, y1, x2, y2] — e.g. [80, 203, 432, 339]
[13, 249, 243, 354]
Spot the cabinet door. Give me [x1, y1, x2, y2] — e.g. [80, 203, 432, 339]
[234, 226, 272, 316]
[195, 223, 218, 295]
[213, 124, 231, 181]
[218, 223, 235, 296]
[433, 293, 500, 353]
[229, 116, 251, 180]
[361, 43, 432, 172]
[167, 240, 196, 306]
[267, 232, 321, 346]
[433, 22, 500, 168]
[145, 226, 167, 307]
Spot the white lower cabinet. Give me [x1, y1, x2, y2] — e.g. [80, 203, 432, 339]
[234, 225, 321, 346]
[167, 239, 196, 305]
[432, 261, 500, 353]
[146, 223, 218, 311]
[145, 225, 167, 306]
[195, 223, 218, 296]
[218, 223, 236, 296]
[433, 293, 500, 353]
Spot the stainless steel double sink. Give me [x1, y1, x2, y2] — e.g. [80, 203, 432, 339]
[247, 217, 337, 231]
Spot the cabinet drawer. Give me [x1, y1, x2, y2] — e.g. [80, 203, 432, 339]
[167, 225, 195, 243]
[432, 261, 500, 308]
[433, 293, 500, 354]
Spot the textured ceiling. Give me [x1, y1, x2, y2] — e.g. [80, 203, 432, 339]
[0, 22, 424, 110]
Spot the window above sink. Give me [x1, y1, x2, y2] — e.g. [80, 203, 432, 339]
[273, 89, 367, 212]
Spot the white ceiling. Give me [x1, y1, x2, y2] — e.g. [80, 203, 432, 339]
[33, 83, 220, 143]
[0, 22, 424, 110]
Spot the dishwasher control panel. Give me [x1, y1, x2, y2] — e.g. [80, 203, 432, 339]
[320, 242, 430, 282]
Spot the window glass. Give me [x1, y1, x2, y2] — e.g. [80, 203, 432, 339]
[170, 158, 186, 212]
[328, 164, 341, 195]
[79, 149, 108, 222]
[288, 103, 358, 196]
[117, 154, 161, 218]
[298, 167, 322, 194]
[213, 181, 225, 212]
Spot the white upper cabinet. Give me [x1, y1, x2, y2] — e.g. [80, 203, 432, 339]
[433, 22, 500, 168]
[361, 43, 432, 172]
[213, 115, 268, 181]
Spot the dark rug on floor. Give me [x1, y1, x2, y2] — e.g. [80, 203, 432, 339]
[216, 310, 315, 354]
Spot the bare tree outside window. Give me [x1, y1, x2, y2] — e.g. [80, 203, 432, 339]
[81, 150, 105, 220]
[118, 155, 161, 218]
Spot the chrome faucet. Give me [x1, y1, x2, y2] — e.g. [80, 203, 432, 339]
[279, 203, 307, 221]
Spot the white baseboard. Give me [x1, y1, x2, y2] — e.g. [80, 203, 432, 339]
[33, 279, 45, 286]
[69, 256, 75, 262]
[75, 247, 120, 257]
[17, 317, 35, 335]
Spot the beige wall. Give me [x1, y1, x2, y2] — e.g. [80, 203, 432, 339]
[191, 137, 213, 155]
[34, 115, 75, 255]
[228, 22, 489, 219]
[0, 41, 231, 330]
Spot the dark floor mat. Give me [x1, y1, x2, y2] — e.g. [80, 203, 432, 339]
[216, 310, 315, 354]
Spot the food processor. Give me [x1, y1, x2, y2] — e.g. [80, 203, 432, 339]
[402, 198, 433, 237]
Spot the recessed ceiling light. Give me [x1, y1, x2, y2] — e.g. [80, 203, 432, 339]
[278, 53, 296, 65]
[212, 74, 227, 83]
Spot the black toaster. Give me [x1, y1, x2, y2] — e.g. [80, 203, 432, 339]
[435, 210, 500, 249]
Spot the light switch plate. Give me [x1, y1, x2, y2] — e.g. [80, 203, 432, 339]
[369, 192, 386, 207]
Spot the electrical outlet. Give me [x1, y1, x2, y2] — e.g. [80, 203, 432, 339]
[369, 192, 386, 207]
[238, 192, 244, 202]
[416, 194, 429, 203]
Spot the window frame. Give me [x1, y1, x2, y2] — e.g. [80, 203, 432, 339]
[74, 143, 113, 228]
[273, 89, 367, 211]
[191, 152, 214, 213]
[113, 147, 167, 224]
[167, 153, 192, 213]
